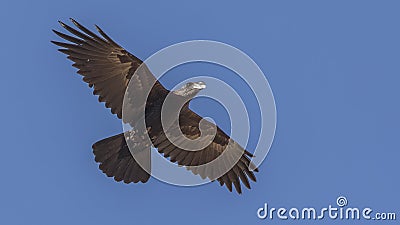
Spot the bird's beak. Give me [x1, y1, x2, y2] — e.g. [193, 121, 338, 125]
[193, 82, 206, 90]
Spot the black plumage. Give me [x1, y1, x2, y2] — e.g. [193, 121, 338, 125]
[52, 19, 258, 194]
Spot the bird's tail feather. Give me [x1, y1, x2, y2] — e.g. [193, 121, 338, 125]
[92, 133, 151, 183]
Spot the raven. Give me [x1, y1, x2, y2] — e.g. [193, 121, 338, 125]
[52, 19, 258, 194]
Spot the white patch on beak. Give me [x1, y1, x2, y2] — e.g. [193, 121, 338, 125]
[193, 82, 206, 90]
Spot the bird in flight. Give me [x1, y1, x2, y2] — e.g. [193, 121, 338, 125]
[52, 18, 258, 194]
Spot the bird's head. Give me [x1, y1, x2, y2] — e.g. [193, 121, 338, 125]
[173, 81, 206, 98]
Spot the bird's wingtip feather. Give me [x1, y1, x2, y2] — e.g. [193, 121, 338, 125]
[58, 20, 66, 27]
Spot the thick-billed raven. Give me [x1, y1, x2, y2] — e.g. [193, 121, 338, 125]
[52, 19, 258, 194]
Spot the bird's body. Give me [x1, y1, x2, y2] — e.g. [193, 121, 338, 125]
[52, 19, 258, 193]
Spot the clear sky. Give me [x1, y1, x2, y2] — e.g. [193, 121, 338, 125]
[0, 0, 399, 224]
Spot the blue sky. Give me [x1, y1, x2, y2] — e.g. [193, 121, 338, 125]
[0, 0, 399, 224]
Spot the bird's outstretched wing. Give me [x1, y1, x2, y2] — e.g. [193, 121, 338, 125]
[53, 19, 258, 193]
[52, 18, 167, 119]
[152, 107, 258, 194]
